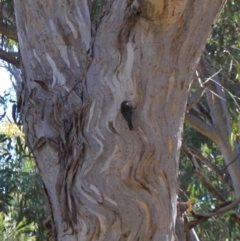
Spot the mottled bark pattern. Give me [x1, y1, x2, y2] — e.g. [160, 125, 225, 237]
[14, 0, 227, 240]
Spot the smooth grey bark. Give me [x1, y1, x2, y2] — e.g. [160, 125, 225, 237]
[13, 0, 227, 240]
[203, 53, 240, 197]
[185, 51, 240, 198]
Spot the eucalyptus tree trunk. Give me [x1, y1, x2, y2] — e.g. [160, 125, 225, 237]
[14, 0, 226, 240]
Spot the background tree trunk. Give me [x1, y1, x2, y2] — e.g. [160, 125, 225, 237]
[14, 0, 227, 240]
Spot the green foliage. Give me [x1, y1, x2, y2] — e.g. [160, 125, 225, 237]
[89, 0, 109, 19]
[180, 2, 240, 239]
[0, 95, 48, 241]
[208, 0, 240, 113]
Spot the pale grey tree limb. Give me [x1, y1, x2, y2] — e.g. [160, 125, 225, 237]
[199, 50, 240, 198]
[185, 113, 217, 142]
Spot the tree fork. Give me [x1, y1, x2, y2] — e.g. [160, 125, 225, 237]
[14, 0, 227, 240]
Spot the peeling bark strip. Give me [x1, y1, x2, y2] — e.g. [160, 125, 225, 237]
[14, 0, 227, 240]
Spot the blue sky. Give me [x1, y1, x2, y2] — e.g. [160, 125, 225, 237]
[0, 65, 15, 122]
[0, 66, 13, 95]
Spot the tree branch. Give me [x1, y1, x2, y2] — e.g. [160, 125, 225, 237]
[192, 198, 240, 219]
[185, 143, 232, 188]
[182, 143, 240, 227]
[199, 49, 240, 197]
[0, 23, 17, 41]
[0, 49, 19, 68]
[184, 113, 217, 142]
[186, 72, 205, 111]
[182, 143, 226, 201]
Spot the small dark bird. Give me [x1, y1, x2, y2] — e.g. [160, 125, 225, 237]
[121, 101, 133, 130]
